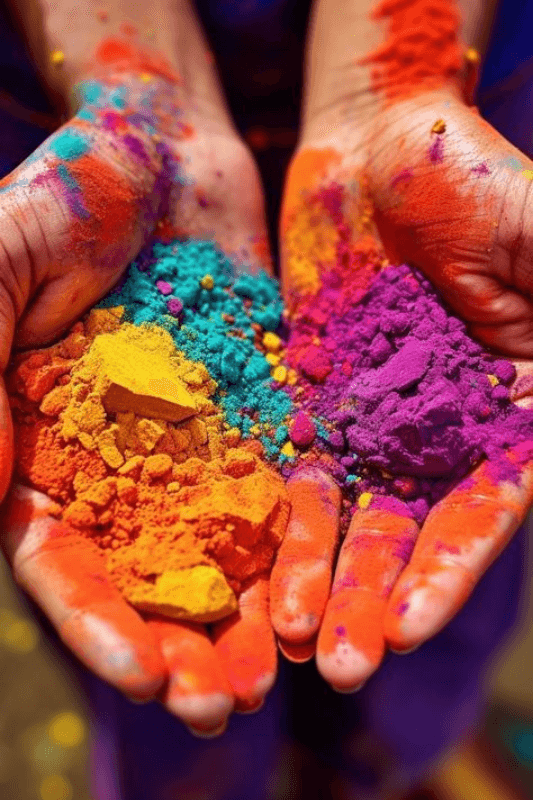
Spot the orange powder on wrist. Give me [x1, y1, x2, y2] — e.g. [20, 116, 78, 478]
[7, 307, 289, 623]
[360, 0, 465, 102]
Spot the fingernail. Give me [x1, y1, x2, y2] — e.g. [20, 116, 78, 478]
[331, 681, 366, 694]
[187, 720, 228, 739]
[235, 698, 265, 714]
[389, 645, 420, 655]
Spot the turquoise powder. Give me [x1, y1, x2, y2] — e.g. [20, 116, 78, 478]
[50, 130, 90, 161]
[98, 239, 295, 459]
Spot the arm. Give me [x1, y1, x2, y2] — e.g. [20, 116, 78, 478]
[302, 0, 497, 141]
[0, 0, 277, 733]
[272, 0, 533, 691]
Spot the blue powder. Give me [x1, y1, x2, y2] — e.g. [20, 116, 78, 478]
[50, 130, 90, 161]
[99, 239, 294, 459]
[77, 108, 96, 122]
[109, 88, 127, 110]
[56, 164, 90, 219]
[79, 80, 103, 106]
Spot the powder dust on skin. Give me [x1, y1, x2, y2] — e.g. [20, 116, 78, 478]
[9, 219, 533, 624]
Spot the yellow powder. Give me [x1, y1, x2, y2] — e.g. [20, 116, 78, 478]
[52, 322, 227, 466]
[123, 566, 237, 622]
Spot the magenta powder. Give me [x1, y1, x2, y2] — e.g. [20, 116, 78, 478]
[283, 264, 533, 523]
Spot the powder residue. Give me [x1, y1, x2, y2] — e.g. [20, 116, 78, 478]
[359, 0, 464, 102]
[98, 239, 294, 456]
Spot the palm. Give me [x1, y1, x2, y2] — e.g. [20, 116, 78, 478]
[271, 100, 533, 690]
[366, 91, 533, 356]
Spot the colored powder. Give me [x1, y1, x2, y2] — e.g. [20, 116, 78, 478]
[359, 0, 464, 102]
[7, 305, 290, 622]
[50, 129, 90, 161]
[94, 38, 182, 85]
[98, 239, 294, 448]
[281, 179, 533, 523]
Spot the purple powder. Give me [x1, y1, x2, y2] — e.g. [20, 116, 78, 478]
[286, 264, 533, 523]
[156, 280, 173, 296]
[166, 297, 183, 318]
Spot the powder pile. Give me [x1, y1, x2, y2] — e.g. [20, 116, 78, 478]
[281, 182, 533, 523]
[99, 239, 295, 456]
[8, 302, 290, 622]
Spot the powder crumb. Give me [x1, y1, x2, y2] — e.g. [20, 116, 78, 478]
[431, 119, 446, 134]
[143, 453, 173, 479]
[50, 50, 65, 67]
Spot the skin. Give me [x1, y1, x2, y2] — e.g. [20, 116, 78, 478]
[0, 0, 279, 735]
[271, 0, 533, 691]
[3, 0, 533, 736]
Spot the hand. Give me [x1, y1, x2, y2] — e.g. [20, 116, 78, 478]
[270, 97, 533, 691]
[1, 10, 278, 734]
[2, 483, 278, 736]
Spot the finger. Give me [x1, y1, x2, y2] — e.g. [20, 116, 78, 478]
[146, 617, 234, 736]
[213, 575, 276, 713]
[316, 497, 418, 691]
[0, 376, 13, 502]
[384, 453, 533, 652]
[2, 484, 166, 700]
[270, 468, 341, 649]
[278, 636, 317, 664]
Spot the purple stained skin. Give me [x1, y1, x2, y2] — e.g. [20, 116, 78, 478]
[123, 133, 151, 165]
[428, 136, 444, 163]
[335, 625, 347, 637]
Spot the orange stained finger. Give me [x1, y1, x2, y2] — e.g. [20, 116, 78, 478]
[213, 575, 276, 713]
[278, 636, 317, 664]
[146, 617, 234, 736]
[316, 499, 418, 691]
[270, 468, 341, 648]
[384, 454, 533, 653]
[2, 485, 166, 701]
[0, 377, 13, 502]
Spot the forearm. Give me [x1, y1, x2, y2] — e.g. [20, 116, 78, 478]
[303, 0, 499, 139]
[9, 0, 230, 125]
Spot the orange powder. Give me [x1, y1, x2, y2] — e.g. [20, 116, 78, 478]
[7, 309, 290, 623]
[94, 38, 182, 84]
[67, 153, 142, 256]
[360, 0, 465, 102]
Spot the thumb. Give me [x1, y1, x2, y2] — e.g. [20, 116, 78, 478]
[0, 280, 16, 502]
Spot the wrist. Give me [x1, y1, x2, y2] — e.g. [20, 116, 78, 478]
[14, 0, 186, 111]
[300, 82, 468, 157]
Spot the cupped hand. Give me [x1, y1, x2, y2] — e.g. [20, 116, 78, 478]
[0, 29, 270, 503]
[270, 97, 533, 691]
[0, 25, 278, 733]
[2, 483, 278, 736]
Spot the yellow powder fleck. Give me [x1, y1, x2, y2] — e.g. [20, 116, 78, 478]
[50, 50, 65, 66]
[487, 374, 499, 387]
[358, 492, 373, 510]
[263, 332, 281, 352]
[465, 47, 480, 63]
[281, 441, 296, 458]
[199, 274, 214, 290]
[266, 353, 281, 366]
[431, 119, 446, 134]
[272, 366, 288, 384]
